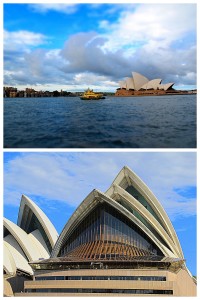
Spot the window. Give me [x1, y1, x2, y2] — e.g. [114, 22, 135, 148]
[26, 288, 173, 294]
[35, 275, 166, 281]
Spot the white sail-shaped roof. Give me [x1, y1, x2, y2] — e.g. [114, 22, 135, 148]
[3, 242, 16, 275]
[106, 184, 180, 258]
[132, 72, 149, 90]
[125, 77, 135, 90]
[159, 83, 174, 90]
[140, 79, 162, 90]
[4, 237, 33, 275]
[51, 166, 184, 261]
[51, 189, 169, 258]
[119, 80, 127, 89]
[52, 198, 179, 259]
[108, 166, 184, 259]
[118, 72, 174, 91]
[4, 195, 59, 276]
[18, 195, 58, 249]
[4, 218, 40, 276]
[28, 229, 49, 258]
[4, 218, 40, 261]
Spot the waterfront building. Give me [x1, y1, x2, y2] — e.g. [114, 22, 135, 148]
[4, 167, 196, 296]
[4, 87, 18, 98]
[116, 72, 175, 96]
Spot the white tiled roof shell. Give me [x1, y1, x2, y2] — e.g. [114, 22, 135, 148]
[18, 195, 58, 247]
[132, 72, 149, 90]
[51, 189, 176, 258]
[118, 72, 174, 91]
[3, 242, 16, 275]
[159, 83, 174, 90]
[108, 166, 184, 259]
[4, 218, 52, 276]
[125, 77, 134, 90]
[119, 80, 127, 89]
[51, 167, 183, 260]
[4, 195, 59, 276]
[4, 236, 33, 275]
[28, 229, 50, 258]
[4, 218, 40, 261]
[140, 79, 162, 90]
[106, 184, 180, 258]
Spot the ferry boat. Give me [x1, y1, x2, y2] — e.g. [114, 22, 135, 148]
[80, 88, 105, 100]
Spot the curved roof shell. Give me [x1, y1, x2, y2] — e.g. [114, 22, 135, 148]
[118, 72, 174, 91]
[4, 237, 33, 275]
[4, 218, 40, 261]
[18, 195, 58, 251]
[125, 77, 134, 90]
[51, 168, 183, 260]
[159, 83, 174, 90]
[4, 195, 59, 276]
[106, 184, 180, 258]
[3, 242, 16, 275]
[140, 79, 162, 90]
[28, 229, 50, 258]
[4, 218, 38, 276]
[132, 72, 149, 90]
[119, 80, 127, 89]
[108, 166, 184, 259]
[51, 190, 170, 258]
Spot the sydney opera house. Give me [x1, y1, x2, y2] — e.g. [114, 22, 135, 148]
[115, 72, 175, 96]
[4, 167, 196, 296]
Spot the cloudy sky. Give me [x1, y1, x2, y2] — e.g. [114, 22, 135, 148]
[4, 3, 196, 91]
[4, 151, 196, 275]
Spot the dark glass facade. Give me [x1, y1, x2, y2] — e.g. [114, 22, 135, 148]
[35, 275, 166, 281]
[126, 185, 165, 228]
[58, 203, 163, 259]
[25, 288, 173, 294]
[116, 196, 171, 250]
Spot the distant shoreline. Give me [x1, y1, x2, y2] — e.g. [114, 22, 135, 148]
[3, 86, 197, 98]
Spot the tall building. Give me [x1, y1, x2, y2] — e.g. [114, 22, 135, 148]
[4, 167, 196, 296]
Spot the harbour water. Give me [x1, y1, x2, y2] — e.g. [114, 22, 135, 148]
[4, 95, 196, 148]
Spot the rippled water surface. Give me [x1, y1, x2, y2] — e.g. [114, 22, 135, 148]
[4, 95, 196, 148]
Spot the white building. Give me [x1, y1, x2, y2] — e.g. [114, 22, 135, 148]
[119, 72, 174, 91]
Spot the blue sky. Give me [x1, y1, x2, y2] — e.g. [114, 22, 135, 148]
[3, 3, 197, 91]
[3, 151, 197, 275]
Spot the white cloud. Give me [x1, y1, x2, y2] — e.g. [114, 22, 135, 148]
[4, 45, 69, 87]
[3, 4, 197, 89]
[4, 152, 196, 220]
[29, 4, 78, 14]
[4, 30, 47, 52]
[101, 4, 196, 52]
[74, 72, 117, 88]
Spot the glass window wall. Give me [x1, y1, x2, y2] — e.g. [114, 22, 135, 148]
[59, 203, 163, 259]
[26, 288, 172, 294]
[35, 275, 166, 281]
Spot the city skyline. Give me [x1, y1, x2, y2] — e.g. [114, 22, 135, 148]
[4, 152, 197, 276]
[4, 3, 197, 92]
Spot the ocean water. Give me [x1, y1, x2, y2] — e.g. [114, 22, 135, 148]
[4, 95, 196, 148]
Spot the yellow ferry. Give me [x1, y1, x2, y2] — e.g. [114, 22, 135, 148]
[80, 88, 105, 100]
